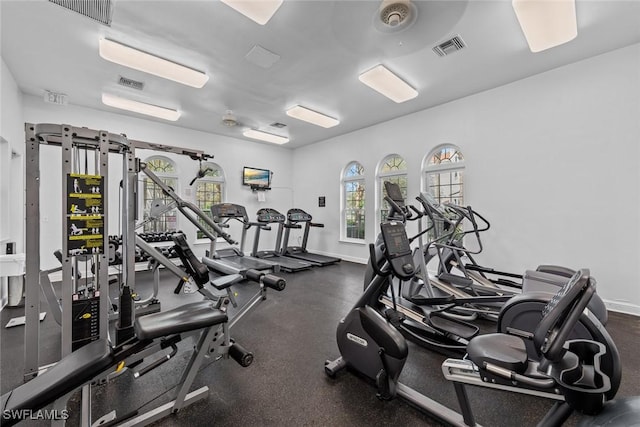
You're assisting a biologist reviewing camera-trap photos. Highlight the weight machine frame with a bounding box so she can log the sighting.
[23,123,212,381]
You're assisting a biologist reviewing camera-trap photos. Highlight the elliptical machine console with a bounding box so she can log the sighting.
[380,221,415,280]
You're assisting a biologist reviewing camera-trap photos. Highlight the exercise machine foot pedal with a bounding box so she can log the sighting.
[438,273,474,288]
[375,369,392,400]
[429,312,479,340]
[409,295,455,306]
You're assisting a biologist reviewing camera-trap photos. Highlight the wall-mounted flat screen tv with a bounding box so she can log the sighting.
[243,166,271,189]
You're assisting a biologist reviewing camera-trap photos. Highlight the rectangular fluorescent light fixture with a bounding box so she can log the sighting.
[358,65,418,103]
[512,0,577,53]
[102,93,180,121]
[221,0,283,25]
[243,129,289,144]
[99,38,209,88]
[286,105,339,128]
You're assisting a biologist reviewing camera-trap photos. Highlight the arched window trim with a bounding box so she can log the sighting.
[341,161,366,242]
[145,155,179,175]
[422,144,465,205]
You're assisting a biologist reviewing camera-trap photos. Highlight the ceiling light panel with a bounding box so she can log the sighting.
[99,39,209,88]
[512,0,577,53]
[221,0,283,25]
[243,129,289,144]
[358,65,418,103]
[286,105,339,128]
[102,93,180,121]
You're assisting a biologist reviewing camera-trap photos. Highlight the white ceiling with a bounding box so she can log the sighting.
[2,0,639,149]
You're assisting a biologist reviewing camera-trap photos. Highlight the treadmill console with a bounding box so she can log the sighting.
[210,203,249,222]
[287,208,312,222]
[380,221,414,280]
[256,208,285,223]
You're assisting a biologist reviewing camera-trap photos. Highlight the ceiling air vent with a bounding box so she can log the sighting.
[270,122,287,129]
[433,35,466,57]
[48,0,113,26]
[118,76,145,91]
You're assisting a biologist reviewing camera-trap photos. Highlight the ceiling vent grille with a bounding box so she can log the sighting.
[118,76,145,91]
[48,0,113,26]
[433,35,466,57]
[270,122,287,129]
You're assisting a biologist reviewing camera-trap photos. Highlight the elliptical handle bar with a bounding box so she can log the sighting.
[368,243,390,278]
[408,205,424,219]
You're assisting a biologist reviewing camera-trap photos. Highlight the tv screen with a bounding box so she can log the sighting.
[243,166,271,188]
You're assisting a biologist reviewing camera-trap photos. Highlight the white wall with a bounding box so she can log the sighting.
[0,56,25,308]
[22,95,294,269]
[292,43,640,315]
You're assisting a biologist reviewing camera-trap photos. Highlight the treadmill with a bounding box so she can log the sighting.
[281,208,341,267]
[251,208,313,273]
[201,203,280,275]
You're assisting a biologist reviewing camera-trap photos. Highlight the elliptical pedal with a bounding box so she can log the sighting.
[383,308,405,327]
[429,312,479,341]
[438,272,474,289]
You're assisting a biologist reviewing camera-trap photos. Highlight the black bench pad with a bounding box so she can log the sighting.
[134,300,227,340]
[467,333,528,374]
[1,339,114,416]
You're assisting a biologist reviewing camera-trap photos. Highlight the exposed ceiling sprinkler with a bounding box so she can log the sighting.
[222,110,238,127]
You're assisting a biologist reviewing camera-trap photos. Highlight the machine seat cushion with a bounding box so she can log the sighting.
[467,333,528,374]
[1,339,114,415]
[134,300,227,340]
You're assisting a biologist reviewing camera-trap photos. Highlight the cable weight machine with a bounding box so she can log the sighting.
[23,123,214,382]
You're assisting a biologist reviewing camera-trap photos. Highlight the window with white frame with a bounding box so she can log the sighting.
[423,145,464,205]
[142,156,178,233]
[342,161,366,241]
[377,154,408,222]
[195,162,225,239]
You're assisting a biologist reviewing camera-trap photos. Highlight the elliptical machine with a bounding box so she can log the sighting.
[367,182,610,358]
[325,220,622,426]
[325,220,471,426]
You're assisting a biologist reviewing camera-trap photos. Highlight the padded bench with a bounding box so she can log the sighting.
[1,300,227,424]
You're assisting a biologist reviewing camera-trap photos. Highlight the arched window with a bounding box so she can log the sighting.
[377,154,407,222]
[423,145,465,205]
[142,156,178,233]
[195,162,225,239]
[342,161,366,241]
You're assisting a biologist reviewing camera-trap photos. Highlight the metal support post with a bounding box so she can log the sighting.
[24,124,41,380]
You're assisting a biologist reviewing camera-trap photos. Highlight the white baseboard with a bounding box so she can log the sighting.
[603,300,640,317]
[310,249,367,265]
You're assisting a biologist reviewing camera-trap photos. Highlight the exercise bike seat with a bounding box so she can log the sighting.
[135,300,228,341]
[467,333,528,373]
[1,339,114,418]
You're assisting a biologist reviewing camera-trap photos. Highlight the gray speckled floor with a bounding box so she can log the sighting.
[2,262,639,426]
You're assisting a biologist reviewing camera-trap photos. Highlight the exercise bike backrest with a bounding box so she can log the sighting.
[533,268,595,363]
